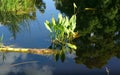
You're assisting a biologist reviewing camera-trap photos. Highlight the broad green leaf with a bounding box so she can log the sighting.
[52,17,56,25]
[70,15,76,31]
[70,15,76,23]
[45,20,52,32]
[64,17,69,27]
[58,13,63,24]
[45,20,50,25]
[61,18,66,26]
[67,43,77,50]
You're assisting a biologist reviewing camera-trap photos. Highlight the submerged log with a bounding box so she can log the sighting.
[0,47,58,55]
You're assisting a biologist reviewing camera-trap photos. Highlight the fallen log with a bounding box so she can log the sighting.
[0,47,58,55]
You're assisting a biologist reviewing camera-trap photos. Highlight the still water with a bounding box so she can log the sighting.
[0,0,120,75]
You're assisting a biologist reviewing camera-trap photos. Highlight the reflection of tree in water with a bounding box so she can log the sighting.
[53,0,120,68]
[0,0,46,38]
[35,0,46,13]
[74,32,120,68]
[0,11,36,37]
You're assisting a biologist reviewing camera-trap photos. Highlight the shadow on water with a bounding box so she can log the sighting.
[53,0,120,68]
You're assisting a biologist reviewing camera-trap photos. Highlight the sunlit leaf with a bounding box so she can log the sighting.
[61,17,66,26]
[45,20,52,32]
[64,17,69,27]
[73,3,77,8]
[52,17,56,25]
[70,15,76,31]
[58,13,63,24]
[67,43,77,50]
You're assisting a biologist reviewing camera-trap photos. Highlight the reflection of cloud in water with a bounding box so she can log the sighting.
[0,63,54,75]
[23,64,53,75]
[0,53,27,75]
[0,53,54,75]
[0,65,11,75]
[0,53,27,64]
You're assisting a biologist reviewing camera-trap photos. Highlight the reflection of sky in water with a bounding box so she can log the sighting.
[0,53,120,75]
[0,53,54,75]
[0,0,120,75]
[0,0,59,48]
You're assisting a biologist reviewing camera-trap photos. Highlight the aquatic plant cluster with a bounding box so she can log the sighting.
[45,14,77,50]
[45,13,77,62]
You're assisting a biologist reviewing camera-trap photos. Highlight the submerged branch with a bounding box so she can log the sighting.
[0,46,58,55]
[11,61,40,67]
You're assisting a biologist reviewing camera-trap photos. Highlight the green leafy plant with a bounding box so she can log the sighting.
[45,3,78,62]
[45,13,77,49]
[45,14,78,62]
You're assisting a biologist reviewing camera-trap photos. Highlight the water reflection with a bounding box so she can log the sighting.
[0,53,54,75]
[54,0,120,35]
[35,0,46,13]
[1,52,120,75]
[74,32,120,68]
[0,11,35,37]
[0,0,120,74]
[0,63,53,75]
[0,53,27,75]
[0,0,46,37]
[53,0,120,68]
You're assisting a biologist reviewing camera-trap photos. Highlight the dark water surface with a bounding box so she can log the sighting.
[0,0,120,75]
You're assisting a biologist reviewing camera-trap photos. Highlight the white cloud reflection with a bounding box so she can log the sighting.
[0,65,11,75]
[0,53,27,75]
[0,53,54,75]
[23,65,53,75]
